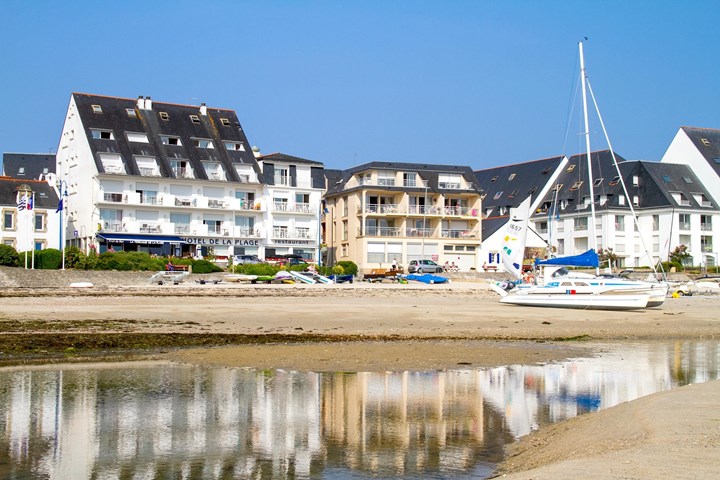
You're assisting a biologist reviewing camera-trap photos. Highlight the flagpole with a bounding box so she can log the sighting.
[31,192,35,269]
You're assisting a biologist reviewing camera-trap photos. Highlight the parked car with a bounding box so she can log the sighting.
[408,259,444,274]
[233,254,262,264]
[279,254,308,266]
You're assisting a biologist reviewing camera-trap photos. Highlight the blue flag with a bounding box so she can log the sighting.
[56,198,63,213]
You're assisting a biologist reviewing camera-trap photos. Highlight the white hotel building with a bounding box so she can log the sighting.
[55,93,324,262]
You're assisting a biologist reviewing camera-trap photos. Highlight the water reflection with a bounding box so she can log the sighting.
[0,341,718,479]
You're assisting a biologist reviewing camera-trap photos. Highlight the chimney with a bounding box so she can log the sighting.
[200,102,207,116]
[145,96,152,110]
[137,96,145,109]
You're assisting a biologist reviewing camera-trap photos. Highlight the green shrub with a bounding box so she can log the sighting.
[64,246,86,269]
[658,260,683,272]
[190,259,223,274]
[35,248,63,269]
[0,244,18,267]
[335,260,357,276]
[233,263,281,275]
[332,265,345,275]
[95,251,165,271]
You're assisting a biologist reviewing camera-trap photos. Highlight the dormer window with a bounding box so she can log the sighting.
[170,160,193,179]
[203,161,225,181]
[193,138,214,149]
[91,129,114,140]
[223,141,245,151]
[161,135,182,146]
[134,155,160,177]
[91,105,102,114]
[126,132,149,143]
[99,153,125,174]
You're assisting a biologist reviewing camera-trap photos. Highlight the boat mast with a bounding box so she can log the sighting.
[579,41,600,275]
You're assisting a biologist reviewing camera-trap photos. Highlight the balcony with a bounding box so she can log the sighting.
[103,164,126,174]
[273,202,289,212]
[174,224,190,234]
[139,223,162,234]
[207,172,226,181]
[363,226,403,237]
[139,167,160,177]
[101,222,125,232]
[175,197,194,207]
[103,193,124,203]
[679,222,692,230]
[208,199,226,209]
[701,223,713,231]
[293,203,315,214]
[443,206,476,216]
[172,168,193,179]
[442,229,477,238]
[236,200,259,211]
[406,228,433,237]
[364,203,399,214]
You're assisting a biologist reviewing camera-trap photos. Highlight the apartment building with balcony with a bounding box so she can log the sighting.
[0,178,60,252]
[323,162,483,273]
[529,151,719,268]
[55,93,265,260]
[255,153,325,261]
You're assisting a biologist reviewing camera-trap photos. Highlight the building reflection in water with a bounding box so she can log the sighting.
[0,341,717,479]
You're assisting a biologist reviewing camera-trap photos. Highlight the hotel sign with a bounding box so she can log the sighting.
[181,237,260,246]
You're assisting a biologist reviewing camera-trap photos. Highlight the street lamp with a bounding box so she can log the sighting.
[56,179,68,270]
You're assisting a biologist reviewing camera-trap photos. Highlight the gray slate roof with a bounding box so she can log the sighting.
[257,152,326,189]
[2,153,56,180]
[72,93,263,182]
[325,161,481,197]
[0,177,59,209]
[679,126,720,178]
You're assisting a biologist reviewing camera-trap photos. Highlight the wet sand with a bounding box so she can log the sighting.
[0,281,719,478]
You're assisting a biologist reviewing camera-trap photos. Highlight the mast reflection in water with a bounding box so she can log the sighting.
[0,341,718,479]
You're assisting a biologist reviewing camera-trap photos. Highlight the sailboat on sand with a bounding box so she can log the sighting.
[494,42,668,310]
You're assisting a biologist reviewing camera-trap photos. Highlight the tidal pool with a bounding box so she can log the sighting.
[0,341,718,479]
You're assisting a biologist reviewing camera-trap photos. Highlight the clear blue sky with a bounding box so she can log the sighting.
[2,1,718,171]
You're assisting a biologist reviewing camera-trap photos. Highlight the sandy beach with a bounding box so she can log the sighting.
[1,279,719,478]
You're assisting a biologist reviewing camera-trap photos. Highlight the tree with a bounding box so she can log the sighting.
[669,244,691,270]
[597,247,618,270]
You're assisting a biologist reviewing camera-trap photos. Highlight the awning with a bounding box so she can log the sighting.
[97,233,185,245]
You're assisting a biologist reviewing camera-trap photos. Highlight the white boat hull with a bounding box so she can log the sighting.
[500,291,651,310]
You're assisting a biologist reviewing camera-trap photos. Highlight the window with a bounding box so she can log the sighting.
[632,175,639,186]
[160,112,169,121]
[220,118,231,126]
[618,195,625,205]
[126,132,149,143]
[633,195,639,206]
[574,217,588,231]
[203,162,224,180]
[593,178,603,187]
[438,174,461,189]
[18,167,25,175]
[542,167,552,175]
[134,155,160,176]
[223,140,245,151]
[403,172,417,187]
[508,173,516,181]
[493,191,503,200]
[34,213,46,231]
[552,183,563,192]
[235,191,255,209]
[652,215,660,231]
[490,176,498,182]
[507,189,519,198]
[701,138,711,146]
[126,108,136,117]
[662,175,671,182]
[91,104,102,113]
[3,211,15,230]
[679,213,691,230]
[377,171,395,186]
[193,138,214,149]
[170,160,192,178]
[190,115,200,124]
[234,216,255,236]
[91,129,114,140]
[342,220,348,241]
[170,213,191,234]
[566,164,576,172]
[275,167,289,186]
[682,176,693,184]
[99,153,125,174]
[527,187,536,195]
[615,215,625,230]
[161,135,182,146]
[570,181,583,191]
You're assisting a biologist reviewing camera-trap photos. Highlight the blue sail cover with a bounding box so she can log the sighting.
[535,249,599,268]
